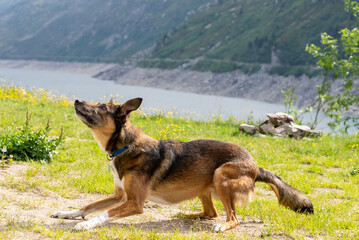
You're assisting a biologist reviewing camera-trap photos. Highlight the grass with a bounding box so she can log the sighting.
[0,84,358,239]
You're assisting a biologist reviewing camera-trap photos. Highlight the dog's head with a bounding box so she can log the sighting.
[74,97,142,151]
[74,97,142,129]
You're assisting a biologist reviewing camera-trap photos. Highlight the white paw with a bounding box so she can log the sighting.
[73,212,110,231]
[213,224,225,232]
[74,221,95,231]
[51,210,84,219]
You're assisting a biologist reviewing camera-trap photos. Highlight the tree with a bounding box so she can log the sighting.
[305,0,359,133]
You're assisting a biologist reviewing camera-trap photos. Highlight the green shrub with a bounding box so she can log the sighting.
[0,111,64,163]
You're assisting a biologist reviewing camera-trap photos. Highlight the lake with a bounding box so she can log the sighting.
[0,67,341,132]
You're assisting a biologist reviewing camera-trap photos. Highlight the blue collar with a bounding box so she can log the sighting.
[109,145,130,159]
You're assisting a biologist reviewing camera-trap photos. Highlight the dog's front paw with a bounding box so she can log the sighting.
[74,221,95,231]
[51,210,84,219]
[213,224,225,232]
[73,212,110,231]
[213,221,240,232]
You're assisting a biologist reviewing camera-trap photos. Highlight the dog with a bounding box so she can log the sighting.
[51,98,314,232]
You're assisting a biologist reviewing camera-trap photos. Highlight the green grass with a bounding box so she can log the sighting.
[0,85,359,239]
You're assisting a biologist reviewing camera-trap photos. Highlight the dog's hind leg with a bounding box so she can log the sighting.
[178,190,218,219]
[212,162,256,232]
[51,187,125,219]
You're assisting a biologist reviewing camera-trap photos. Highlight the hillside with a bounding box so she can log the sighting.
[0,0,355,74]
[0,0,209,62]
[144,0,355,71]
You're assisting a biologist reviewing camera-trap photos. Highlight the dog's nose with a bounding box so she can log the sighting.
[74,99,82,107]
[74,99,87,106]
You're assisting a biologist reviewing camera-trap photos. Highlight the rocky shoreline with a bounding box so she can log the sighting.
[94,64,322,108]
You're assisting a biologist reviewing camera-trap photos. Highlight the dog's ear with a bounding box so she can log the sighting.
[121,98,142,115]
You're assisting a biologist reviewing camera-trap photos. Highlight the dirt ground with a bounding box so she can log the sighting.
[0,163,277,239]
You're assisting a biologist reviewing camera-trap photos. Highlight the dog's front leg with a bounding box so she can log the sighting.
[73,199,144,230]
[51,187,125,220]
[74,173,148,230]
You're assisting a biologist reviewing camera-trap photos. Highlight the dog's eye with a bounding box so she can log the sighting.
[99,105,107,111]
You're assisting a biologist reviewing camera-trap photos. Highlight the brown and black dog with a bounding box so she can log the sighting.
[51,98,313,232]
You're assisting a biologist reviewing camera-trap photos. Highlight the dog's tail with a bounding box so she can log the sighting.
[255,167,314,213]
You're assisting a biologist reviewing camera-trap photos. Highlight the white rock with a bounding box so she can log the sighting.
[267,112,294,126]
[259,123,275,135]
[239,124,257,135]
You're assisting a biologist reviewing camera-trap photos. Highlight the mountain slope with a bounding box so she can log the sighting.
[146,0,355,70]
[0,0,209,62]
[0,0,355,73]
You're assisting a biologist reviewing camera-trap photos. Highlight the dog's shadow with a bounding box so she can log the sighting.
[49,216,263,234]
[117,218,264,233]
[1,217,264,236]
[112,218,215,232]
[50,217,215,233]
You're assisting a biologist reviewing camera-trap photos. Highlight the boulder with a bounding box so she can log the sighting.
[286,124,310,139]
[273,124,289,136]
[239,124,257,135]
[238,112,322,139]
[259,121,275,135]
[267,112,294,127]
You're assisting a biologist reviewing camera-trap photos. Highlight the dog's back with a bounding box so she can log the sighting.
[155,139,257,182]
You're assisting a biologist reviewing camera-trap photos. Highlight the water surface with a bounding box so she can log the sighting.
[0,67,285,122]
